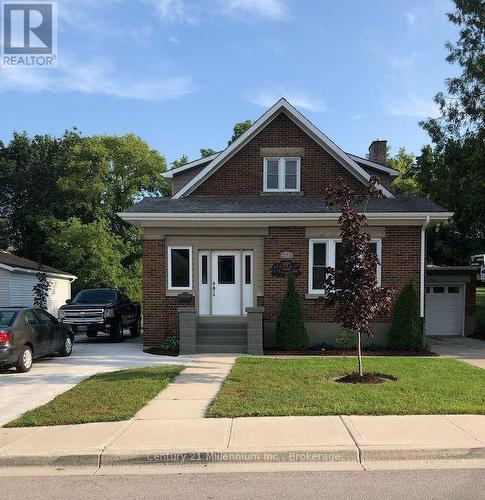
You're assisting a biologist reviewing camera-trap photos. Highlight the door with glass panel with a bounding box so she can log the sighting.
[211,251,241,315]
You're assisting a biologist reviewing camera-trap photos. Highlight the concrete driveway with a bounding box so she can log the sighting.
[427,336,485,369]
[0,334,194,427]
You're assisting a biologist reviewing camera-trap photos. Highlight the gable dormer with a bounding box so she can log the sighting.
[164,99,396,198]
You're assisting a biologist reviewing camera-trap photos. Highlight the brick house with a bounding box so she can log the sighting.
[120,98,459,354]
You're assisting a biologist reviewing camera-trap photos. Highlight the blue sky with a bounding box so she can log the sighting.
[0,0,458,165]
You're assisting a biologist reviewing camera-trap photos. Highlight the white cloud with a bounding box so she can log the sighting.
[250,91,327,112]
[151,0,194,23]
[386,93,440,118]
[221,0,286,20]
[404,11,416,25]
[0,57,194,101]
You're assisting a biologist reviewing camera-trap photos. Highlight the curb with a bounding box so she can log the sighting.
[101,447,359,467]
[2,446,485,469]
[0,452,100,468]
[359,446,485,463]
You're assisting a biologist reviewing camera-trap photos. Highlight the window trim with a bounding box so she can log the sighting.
[308,238,382,295]
[263,157,301,192]
[308,239,331,294]
[168,246,193,291]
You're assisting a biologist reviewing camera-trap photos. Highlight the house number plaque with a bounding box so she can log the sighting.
[271,260,301,278]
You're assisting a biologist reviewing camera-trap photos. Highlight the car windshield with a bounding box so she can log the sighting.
[72,290,117,304]
[0,310,18,327]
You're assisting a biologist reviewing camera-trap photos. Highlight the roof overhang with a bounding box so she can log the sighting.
[172,98,395,199]
[119,211,453,228]
[0,263,77,281]
[162,152,221,179]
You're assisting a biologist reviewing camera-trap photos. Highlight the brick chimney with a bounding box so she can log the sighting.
[368,140,387,165]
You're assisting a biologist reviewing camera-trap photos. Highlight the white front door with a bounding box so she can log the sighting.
[212,251,241,315]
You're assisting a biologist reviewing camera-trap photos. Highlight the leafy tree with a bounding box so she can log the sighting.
[200,148,217,158]
[0,131,167,299]
[388,148,419,196]
[387,282,423,351]
[171,155,189,169]
[32,267,51,309]
[417,0,485,264]
[45,218,142,301]
[228,120,252,145]
[275,275,308,351]
[320,177,395,377]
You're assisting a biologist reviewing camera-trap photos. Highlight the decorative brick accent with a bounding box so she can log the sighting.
[191,113,369,196]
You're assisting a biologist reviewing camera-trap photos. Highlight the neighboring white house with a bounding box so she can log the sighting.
[0,251,77,316]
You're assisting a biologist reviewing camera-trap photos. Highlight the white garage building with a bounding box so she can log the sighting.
[0,251,76,316]
[425,266,477,337]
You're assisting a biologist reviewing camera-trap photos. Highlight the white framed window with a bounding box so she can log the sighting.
[308,239,382,294]
[263,157,301,192]
[168,246,192,290]
[308,239,331,294]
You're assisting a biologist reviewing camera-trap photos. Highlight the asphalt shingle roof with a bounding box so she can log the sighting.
[0,251,73,276]
[125,196,449,214]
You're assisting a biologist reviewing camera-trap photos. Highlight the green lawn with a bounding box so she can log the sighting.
[6,365,184,427]
[477,287,485,326]
[207,357,485,417]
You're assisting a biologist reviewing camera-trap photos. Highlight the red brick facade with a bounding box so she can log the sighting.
[260,225,421,323]
[142,239,195,349]
[191,113,368,196]
[140,111,425,349]
[142,226,422,348]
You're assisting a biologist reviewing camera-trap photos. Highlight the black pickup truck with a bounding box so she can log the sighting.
[58,288,141,342]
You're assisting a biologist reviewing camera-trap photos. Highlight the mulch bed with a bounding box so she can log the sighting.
[331,372,397,384]
[264,349,437,357]
[143,348,179,357]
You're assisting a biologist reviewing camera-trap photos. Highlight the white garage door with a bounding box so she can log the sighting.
[425,284,464,336]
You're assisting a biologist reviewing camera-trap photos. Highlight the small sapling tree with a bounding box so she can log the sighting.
[320,176,395,378]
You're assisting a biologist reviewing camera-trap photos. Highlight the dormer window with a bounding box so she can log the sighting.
[263,157,301,192]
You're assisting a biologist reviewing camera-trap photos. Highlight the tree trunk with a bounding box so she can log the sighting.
[357,331,363,377]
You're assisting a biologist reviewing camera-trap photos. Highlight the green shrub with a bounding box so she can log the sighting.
[388,282,424,351]
[335,327,357,349]
[276,275,309,351]
[160,331,179,352]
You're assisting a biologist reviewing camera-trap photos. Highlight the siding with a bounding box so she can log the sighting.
[9,271,72,316]
[47,277,72,316]
[0,268,10,307]
[10,273,37,308]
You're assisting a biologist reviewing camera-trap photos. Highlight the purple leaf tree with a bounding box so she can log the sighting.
[320,176,395,378]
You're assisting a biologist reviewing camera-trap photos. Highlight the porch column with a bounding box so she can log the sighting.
[178,307,197,355]
[246,306,264,355]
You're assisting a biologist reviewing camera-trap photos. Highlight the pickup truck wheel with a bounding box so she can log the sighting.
[110,321,124,342]
[16,345,33,373]
[130,318,141,337]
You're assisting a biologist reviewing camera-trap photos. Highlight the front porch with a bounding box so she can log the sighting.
[178,307,264,355]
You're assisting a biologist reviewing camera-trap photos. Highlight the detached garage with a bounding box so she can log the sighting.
[425,266,477,337]
[0,251,76,316]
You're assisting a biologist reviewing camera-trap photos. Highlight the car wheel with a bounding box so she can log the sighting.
[59,336,73,357]
[86,331,98,338]
[15,345,33,373]
[130,318,141,337]
[110,321,124,342]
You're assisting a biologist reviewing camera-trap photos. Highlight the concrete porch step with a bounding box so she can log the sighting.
[197,335,247,345]
[197,324,247,332]
[196,345,247,353]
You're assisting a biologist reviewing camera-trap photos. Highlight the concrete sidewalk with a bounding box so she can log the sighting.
[1,414,484,470]
[135,355,236,419]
